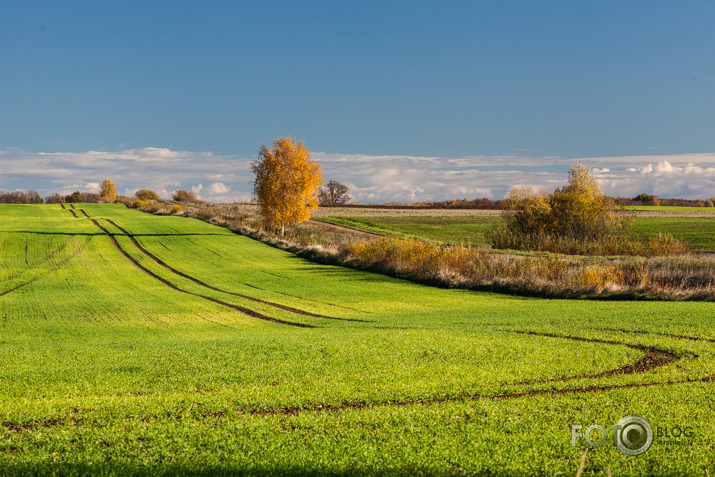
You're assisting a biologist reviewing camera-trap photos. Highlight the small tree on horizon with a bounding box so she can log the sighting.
[173,189,197,202]
[65,191,84,203]
[251,137,323,236]
[99,178,117,202]
[44,193,64,204]
[135,189,160,201]
[318,180,352,206]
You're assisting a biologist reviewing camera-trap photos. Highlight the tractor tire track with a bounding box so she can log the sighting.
[0,238,87,299]
[243,375,715,416]
[597,327,715,344]
[243,332,700,416]
[0,281,34,298]
[78,209,90,218]
[102,218,364,322]
[88,218,313,328]
[4,375,713,431]
[68,209,78,218]
[502,331,679,384]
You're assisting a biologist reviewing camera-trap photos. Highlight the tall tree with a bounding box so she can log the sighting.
[251,137,323,235]
[99,178,117,202]
[318,180,352,206]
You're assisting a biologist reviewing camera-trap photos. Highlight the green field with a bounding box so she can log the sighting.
[1,204,714,475]
[319,215,715,251]
[317,216,500,246]
[625,206,715,212]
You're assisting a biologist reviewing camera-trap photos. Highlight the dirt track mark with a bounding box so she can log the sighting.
[0,281,33,298]
[69,204,75,209]
[102,218,363,322]
[597,327,715,344]
[503,331,679,384]
[0,239,86,300]
[4,374,713,430]
[60,203,66,209]
[241,331,701,416]
[68,209,78,218]
[245,376,715,416]
[88,218,312,328]
[269,289,370,313]
[78,209,90,218]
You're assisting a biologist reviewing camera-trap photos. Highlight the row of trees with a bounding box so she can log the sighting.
[0,178,204,205]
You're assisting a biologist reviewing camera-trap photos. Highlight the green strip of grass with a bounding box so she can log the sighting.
[320,214,715,251]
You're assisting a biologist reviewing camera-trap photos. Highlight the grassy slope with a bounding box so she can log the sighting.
[1,204,714,475]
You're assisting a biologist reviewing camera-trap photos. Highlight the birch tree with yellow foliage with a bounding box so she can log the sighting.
[251,137,323,236]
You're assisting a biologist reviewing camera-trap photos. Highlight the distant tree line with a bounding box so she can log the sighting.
[613,194,715,208]
[0,190,44,204]
[323,197,505,209]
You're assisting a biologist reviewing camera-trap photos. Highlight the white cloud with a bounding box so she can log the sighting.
[207,182,229,195]
[1,148,714,202]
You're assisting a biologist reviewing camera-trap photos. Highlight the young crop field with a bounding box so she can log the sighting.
[317,214,715,251]
[1,204,714,475]
[625,206,715,212]
[315,215,500,246]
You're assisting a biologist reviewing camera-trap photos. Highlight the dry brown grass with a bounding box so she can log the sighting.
[131,200,715,300]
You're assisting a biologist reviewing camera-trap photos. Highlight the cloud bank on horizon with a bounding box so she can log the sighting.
[0,148,713,203]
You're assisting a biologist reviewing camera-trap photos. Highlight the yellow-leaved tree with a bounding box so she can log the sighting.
[99,178,117,202]
[251,137,323,235]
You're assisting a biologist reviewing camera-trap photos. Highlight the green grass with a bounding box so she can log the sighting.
[625,206,715,212]
[1,204,714,475]
[632,217,715,252]
[320,214,715,252]
[317,216,501,246]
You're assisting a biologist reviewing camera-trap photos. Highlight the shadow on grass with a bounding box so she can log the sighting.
[0,462,489,477]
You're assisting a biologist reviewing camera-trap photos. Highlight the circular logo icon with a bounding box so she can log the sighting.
[615,415,653,456]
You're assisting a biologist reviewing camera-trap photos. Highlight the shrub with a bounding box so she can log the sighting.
[172,189,196,202]
[135,189,160,201]
[490,163,687,256]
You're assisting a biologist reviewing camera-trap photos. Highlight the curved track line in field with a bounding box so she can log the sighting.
[60,203,66,209]
[78,209,90,218]
[597,327,715,344]
[69,204,75,209]
[240,331,697,416]
[243,375,715,417]
[67,209,78,218]
[102,218,364,323]
[88,218,313,328]
[4,375,714,431]
[501,331,679,384]
[0,238,88,300]
[0,281,33,297]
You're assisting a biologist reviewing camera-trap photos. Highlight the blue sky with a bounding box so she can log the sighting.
[1,1,714,201]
